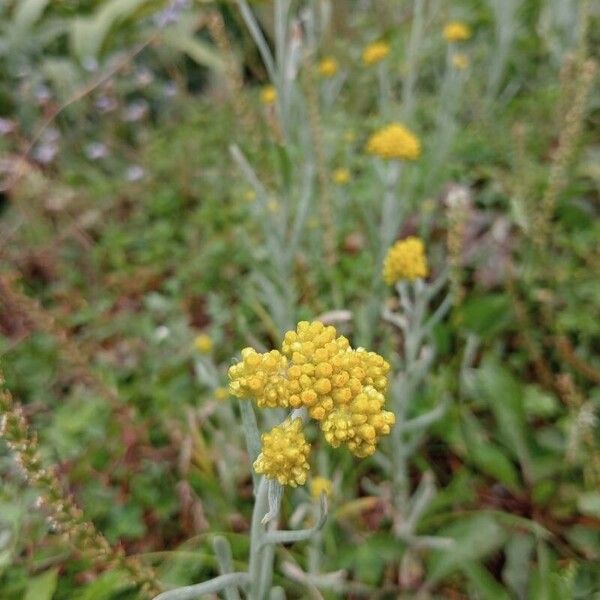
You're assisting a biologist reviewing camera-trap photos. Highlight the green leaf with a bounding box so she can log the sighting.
[13,0,50,32]
[427,514,507,583]
[24,568,58,600]
[72,571,129,600]
[503,533,534,598]
[463,562,512,600]
[162,30,225,72]
[470,443,521,490]
[459,410,521,490]
[460,294,511,337]
[70,0,149,60]
[471,359,531,475]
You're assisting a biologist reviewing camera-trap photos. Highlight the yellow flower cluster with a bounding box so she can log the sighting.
[365,123,421,161]
[332,168,351,185]
[322,385,395,457]
[362,41,390,66]
[260,85,277,105]
[383,236,429,284]
[443,21,471,42]
[229,322,395,483]
[254,418,310,487]
[194,334,213,354]
[228,348,289,408]
[318,57,339,77]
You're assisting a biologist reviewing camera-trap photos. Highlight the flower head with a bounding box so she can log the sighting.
[228,348,289,408]
[318,57,339,77]
[310,476,333,498]
[254,418,311,486]
[194,334,213,354]
[366,123,421,161]
[260,85,277,105]
[332,168,351,185]
[362,41,390,66]
[443,21,471,42]
[451,52,469,70]
[383,236,429,284]
[321,386,395,457]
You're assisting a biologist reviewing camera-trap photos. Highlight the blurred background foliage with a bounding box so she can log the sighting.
[0,0,599,598]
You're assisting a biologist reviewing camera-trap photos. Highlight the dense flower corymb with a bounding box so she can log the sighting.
[318,57,339,77]
[362,41,390,65]
[253,418,310,487]
[366,123,421,161]
[229,321,394,464]
[443,21,471,42]
[383,236,429,284]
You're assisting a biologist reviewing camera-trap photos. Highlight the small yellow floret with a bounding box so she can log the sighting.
[443,21,471,42]
[332,168,351,185]
[254,418,311,486]
[310,476,333,498]
[383,236,429,284]
[318,57,339,77]
[451,53,469,70]
[365,123,421,161]
[215,387,229,401]
[362,41,390,66]
[260,85,277,105]
[194,334,213,354]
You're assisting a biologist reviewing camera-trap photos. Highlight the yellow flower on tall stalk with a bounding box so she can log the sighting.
[260,85,277,105]
[383,236,429,284]
[318,57,339,77]
[194,334,213,354]
[443,21,471,42]
[332,168,351,185]
[362,41,390,66]
[451,52,470,70]
[365,123,421,161]
[254,418,311,487]
[228,321,395,475]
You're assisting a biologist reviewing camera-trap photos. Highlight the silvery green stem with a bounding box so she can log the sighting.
[213,536,242,600]
[269,587,286,600]
[239,400,261,489]
[248,477,273,598]
[377,60,391,117]
[402,0,425,121]
[153,573,249,600]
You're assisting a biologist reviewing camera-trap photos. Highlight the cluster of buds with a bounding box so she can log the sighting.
[229,322,395,485]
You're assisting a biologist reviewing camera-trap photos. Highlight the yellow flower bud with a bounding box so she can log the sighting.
[260,85,277,105]
[318,57,339,77]
[443,21,471,42]
[194,334,213,354]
